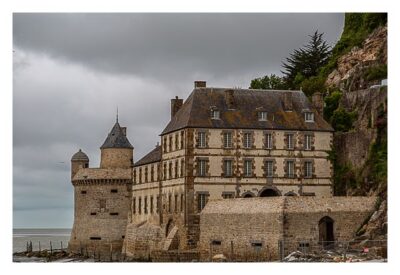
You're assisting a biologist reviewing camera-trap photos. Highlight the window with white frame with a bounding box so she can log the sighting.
[198,159,206,176]
[224,160,233,177]
[265,133,273,149]
[244,160,253,177]
[305,134,312,150]
[304,161,313,178]
[304,112,314,122]
[211,109,220,119]
[258,111,268,121]
[197,193,208,212]
[286,133,294,150]
[197,131,206,148]
[223,132,233,148]
[286,160,295,178]
[243,132,252,149]
[265,160,274,177]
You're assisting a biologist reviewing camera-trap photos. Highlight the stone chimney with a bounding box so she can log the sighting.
[283,92,293,111]
[225,89,236,109]
[171,96,183,119]
[311,92,324,114]
[121,127,127,136]
[194,81,206,88]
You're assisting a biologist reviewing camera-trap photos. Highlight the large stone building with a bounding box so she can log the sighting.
[69,81,376,261]
[124,81,334,256]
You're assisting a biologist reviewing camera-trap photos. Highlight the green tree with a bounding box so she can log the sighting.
[249,74,288,90]
[282,31,331,88]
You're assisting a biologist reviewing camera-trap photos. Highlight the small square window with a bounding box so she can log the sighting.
[211,109,220,119]
[81,190,87,194]
[111,189,118,193]
[305,112,314,122]
[258,111,267,121]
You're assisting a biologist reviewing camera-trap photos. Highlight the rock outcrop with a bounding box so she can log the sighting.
[326,25,387,91]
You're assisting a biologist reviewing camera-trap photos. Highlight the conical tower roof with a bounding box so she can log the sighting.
[71,149,89,162]
[100,121,133,149]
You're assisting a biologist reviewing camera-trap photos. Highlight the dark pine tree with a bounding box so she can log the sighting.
[281,31,331,89]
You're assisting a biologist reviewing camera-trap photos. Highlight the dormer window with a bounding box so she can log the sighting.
[258,111,268,121]
[304,112,314,122]
[211,108,220,119]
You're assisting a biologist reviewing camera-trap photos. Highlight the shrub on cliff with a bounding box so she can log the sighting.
[330,107,357,132]
[323,90,342,122]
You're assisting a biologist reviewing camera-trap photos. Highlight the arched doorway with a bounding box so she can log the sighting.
[259,187,281,197]
[319,216,334,248]
[242,191,255,198]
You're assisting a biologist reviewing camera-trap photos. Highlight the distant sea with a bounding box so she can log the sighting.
[13,228,71,253]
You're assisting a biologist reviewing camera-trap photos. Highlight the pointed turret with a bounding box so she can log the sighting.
[71,149,89,180]
[100,119,134,168]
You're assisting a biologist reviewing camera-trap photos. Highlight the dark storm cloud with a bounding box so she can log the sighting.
[13,13,344,228]
[13,13,344,82]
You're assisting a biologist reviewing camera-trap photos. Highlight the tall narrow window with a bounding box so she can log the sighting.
[286,160,295,178]
[223,132,233,148]
[180,194,184,212]
[138,197,142,214]
[181,159,185,177]
[144,167,148,183]
[174,194,178,213]
[163,163,167,180]
[224,160,233,177]
[265,133,273,149]
[168,194,172,213]
[265,160,274,177]
[197,193,208,212]
[175,160,178,178]
[169,136,172,152]
[133,169,137,184]
[156,195,160,213]
[144,196,148,214]
[151,165,154,182]
[244,160,252,177]
[132,197,136,214]
[304,112,314,122]
[163,137,167,153]
[305,134,312,150]
[243,132,252,149]
[180,131,184,149]
[304,161,313,178]
[150,196,154,214]
[198,131,206,148]
[286,133,294,150]
[139,168,142,183]
[169,162,172,179]
[175,134,179,150]
[198,159,206,176]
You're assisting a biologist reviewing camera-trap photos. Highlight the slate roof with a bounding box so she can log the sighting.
[71,149,89,162]
[133,145,161,167]
[100,122,133,149]
[161,88,333,135]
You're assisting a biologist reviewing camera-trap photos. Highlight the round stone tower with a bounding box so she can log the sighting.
[71,149,89,179]
[100,119,134,168]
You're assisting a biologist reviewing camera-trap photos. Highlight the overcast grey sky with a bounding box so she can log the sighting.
[13,13,344,228]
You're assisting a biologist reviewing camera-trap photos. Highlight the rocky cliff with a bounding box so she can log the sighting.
[324,21,387,241]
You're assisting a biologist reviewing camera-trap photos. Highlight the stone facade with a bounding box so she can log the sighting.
[199,196,377,261]
[123,83,335,258]
[69,121,133,255]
